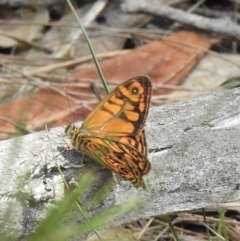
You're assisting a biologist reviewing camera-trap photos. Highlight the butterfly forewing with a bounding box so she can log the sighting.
[81,76,152,137]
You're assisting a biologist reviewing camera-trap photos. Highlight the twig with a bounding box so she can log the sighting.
[122,0,240,40]
[0,29,52,53]
[24,50,129,75]
[53,0,109,58]
[170,0,207,30]
[188,6,240,21]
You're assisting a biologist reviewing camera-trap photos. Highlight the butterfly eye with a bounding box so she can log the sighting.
[131,87,139,94]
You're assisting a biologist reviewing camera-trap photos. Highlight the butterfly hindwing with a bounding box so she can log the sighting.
[80,136,147,188]
[118,130,150,175]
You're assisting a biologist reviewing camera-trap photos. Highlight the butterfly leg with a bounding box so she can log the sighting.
[80,153,84,165]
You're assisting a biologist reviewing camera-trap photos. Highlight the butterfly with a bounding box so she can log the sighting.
[65,76,152,189]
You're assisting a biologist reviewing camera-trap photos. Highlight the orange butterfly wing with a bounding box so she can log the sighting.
[118,131,149,174]
[80,135,148,188]
[81,76,152,137]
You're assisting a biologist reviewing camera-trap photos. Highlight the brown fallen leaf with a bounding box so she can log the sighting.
[0,6,48,48]
[0,31,211,139]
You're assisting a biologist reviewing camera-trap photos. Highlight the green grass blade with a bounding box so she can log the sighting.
[44,126,102,241]
[166,216,180,241]
[202,208,212,241]
[217,209,228,241]
[66,0,109,94]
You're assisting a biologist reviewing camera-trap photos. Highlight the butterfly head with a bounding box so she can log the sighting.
[65,124,77,138]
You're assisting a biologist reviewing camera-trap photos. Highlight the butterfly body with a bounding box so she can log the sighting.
[65,76,152,188]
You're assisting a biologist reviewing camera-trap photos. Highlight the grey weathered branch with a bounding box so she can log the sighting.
[1,87,240,240]
[122,0,240,40]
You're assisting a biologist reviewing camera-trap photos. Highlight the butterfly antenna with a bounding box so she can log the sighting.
[64,87,74,124]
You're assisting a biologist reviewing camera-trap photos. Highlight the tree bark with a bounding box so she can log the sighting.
[1,87,240,240]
